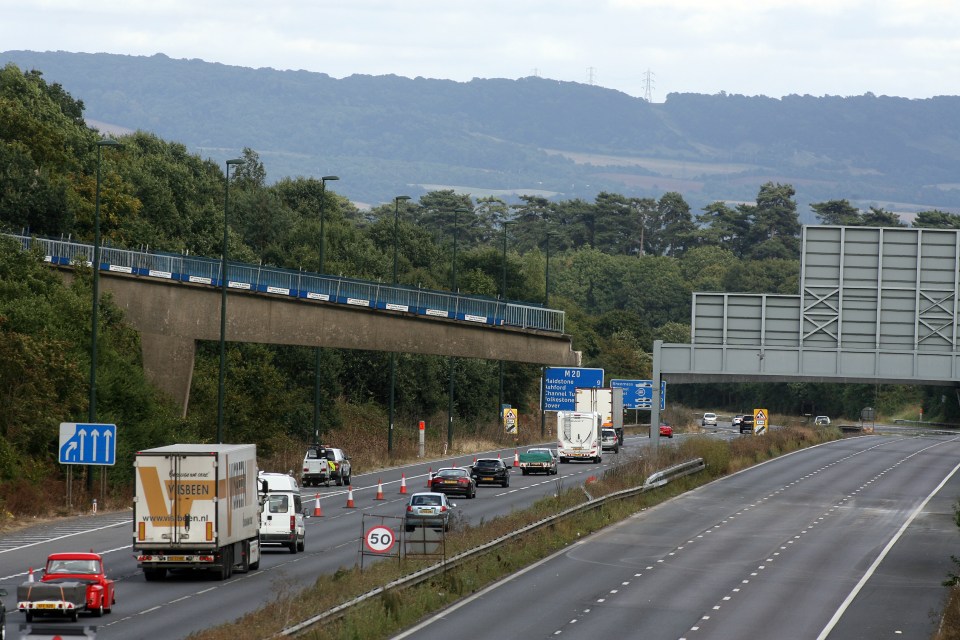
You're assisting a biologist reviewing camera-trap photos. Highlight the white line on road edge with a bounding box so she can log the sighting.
[816,455,960,640]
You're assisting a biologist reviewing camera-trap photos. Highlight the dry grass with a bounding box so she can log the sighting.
[187,425,844,640]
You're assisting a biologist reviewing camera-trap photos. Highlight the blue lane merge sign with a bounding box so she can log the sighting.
[59,422,117,466]
[543,367,604,411]
[609,379,667,410]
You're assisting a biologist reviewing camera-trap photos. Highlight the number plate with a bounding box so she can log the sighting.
[482,476,493,481]
[167,556,186,561]
[443,480,456,485]
[37,603,57,609]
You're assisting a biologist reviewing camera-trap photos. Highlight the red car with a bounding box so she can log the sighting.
[429,467,477,498]
[659,424,674,438]
[17,552,116,622]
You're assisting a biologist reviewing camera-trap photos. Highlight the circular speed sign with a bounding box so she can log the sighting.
[364,525,396,553]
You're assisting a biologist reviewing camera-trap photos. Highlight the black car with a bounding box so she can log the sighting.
[740,414,755,434]
[471,458,510,487]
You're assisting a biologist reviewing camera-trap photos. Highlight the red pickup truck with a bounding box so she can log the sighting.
[17,552,116,622]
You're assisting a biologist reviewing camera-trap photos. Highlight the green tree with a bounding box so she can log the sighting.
[913,210,960,229]
[811,199,861,225]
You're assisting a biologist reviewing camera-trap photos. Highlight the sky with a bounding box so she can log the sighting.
[2,0,959,101]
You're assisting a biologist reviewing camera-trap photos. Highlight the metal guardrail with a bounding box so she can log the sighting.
[9,234,565,334]
[275,458,705,637]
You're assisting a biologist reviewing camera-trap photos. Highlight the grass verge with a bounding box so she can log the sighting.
[188,425,844,640]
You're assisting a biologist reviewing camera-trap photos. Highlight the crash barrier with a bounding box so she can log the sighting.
[276,457,705,637]
[10,234,565,333]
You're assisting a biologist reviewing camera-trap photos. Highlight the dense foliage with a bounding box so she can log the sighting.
[0,64,956,505]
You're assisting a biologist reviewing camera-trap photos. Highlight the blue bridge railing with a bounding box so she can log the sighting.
[11,234,565,333]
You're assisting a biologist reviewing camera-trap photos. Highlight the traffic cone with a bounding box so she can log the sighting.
[375,478,385,500]
[313,493,323,517]
[513,449,520,467]
[426,467,432,487]
[28,567,34,582]
[399,473,408,494]
[345,486,355,508]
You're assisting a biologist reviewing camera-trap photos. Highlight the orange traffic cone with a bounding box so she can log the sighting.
[28,567,34,582]
[426,467,432,487]
[313,493,323,517]
[375,478,385,500]
[345,486,355,508]
[513,449,520,467]
[399,473,408,494]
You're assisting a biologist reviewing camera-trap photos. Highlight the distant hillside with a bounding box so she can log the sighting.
[4,50,960,218]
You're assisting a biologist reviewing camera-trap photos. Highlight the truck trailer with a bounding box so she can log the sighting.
[133,443,262,581]
[575,387,624,444]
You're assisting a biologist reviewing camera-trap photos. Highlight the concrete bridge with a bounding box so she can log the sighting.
[47,260,579,415]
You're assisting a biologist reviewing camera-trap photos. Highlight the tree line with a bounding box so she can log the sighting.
[1,63,956,501]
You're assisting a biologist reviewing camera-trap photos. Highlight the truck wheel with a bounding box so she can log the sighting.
[94,602,104,617]
[335,476,342,486]
[297,536,305,552]
[144,568,166,581]
[288,540,298,554]
[71,610,79,623]
[25,611,33,623]
[343,474,351,486]
[522,468,529,475]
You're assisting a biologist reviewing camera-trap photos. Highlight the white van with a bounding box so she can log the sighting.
[258,472,305,554]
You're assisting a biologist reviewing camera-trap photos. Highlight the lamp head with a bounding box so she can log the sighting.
[395,195,411,202]
[226,158,244,166]
[97,138,121,148]
[321,175,340,182]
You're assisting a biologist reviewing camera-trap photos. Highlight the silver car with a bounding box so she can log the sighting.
[405,492,456,532]
[702,412,718,427]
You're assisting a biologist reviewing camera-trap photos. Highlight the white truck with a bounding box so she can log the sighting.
[301,445,352,487]
[557,411,602,463]
[133,443,262,581]
[576,387,624,444]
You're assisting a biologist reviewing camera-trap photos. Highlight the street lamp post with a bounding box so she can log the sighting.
[541,230,551,438]
[87,138,120,498]
[448,207,469,450]
[317,176,339,274]
[89,139,121,428]
[217,158,244,444]
[389,195,411,453]
[314,175,339,444]
[498,221,512,419]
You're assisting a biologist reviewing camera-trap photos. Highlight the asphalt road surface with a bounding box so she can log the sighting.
[398,434,960,640]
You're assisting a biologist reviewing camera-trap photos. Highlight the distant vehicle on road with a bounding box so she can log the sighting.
[17,552,115,622]
[601,427,621,452]
[429,467,477,498]
[702,412,718,427]
[517,448,558,475]
[732,415,743,426]
[471,458,512,486]
[659,424,674,439]
[814,415,831,426]
[405,492,455,532]
[740,414,755,434]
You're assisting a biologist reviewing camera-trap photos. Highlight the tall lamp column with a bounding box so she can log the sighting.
[89,139,121,427]
[389,195,411,453]
[88,138,120,498]
[498,221,512,421]
[448,207,469,450]
[541,230,551,439]
[314,175,339,443]
[217,158,244,444]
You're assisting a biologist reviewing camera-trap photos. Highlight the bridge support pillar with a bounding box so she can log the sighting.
[140,332,196,417]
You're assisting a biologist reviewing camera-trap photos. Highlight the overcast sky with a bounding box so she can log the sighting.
[3,0,958,101]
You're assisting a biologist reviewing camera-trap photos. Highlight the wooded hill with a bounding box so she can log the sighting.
[3,50,959,216]
[0,63,949,511]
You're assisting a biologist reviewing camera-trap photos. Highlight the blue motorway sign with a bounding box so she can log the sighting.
[609,379,667,410]
[59,422,116,466]
[543,367,604,411]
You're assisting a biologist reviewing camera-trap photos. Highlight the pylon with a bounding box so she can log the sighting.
[313,493,323,517]
[426,467,432,487]
[513,449,520,467]
[375,478,385,500]
[345,486,355,508]
[399,473,408,494]
[28,567,34,582]
[472,455,477,465]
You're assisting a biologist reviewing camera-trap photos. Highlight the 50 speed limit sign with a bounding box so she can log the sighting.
[364,525,396,553]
